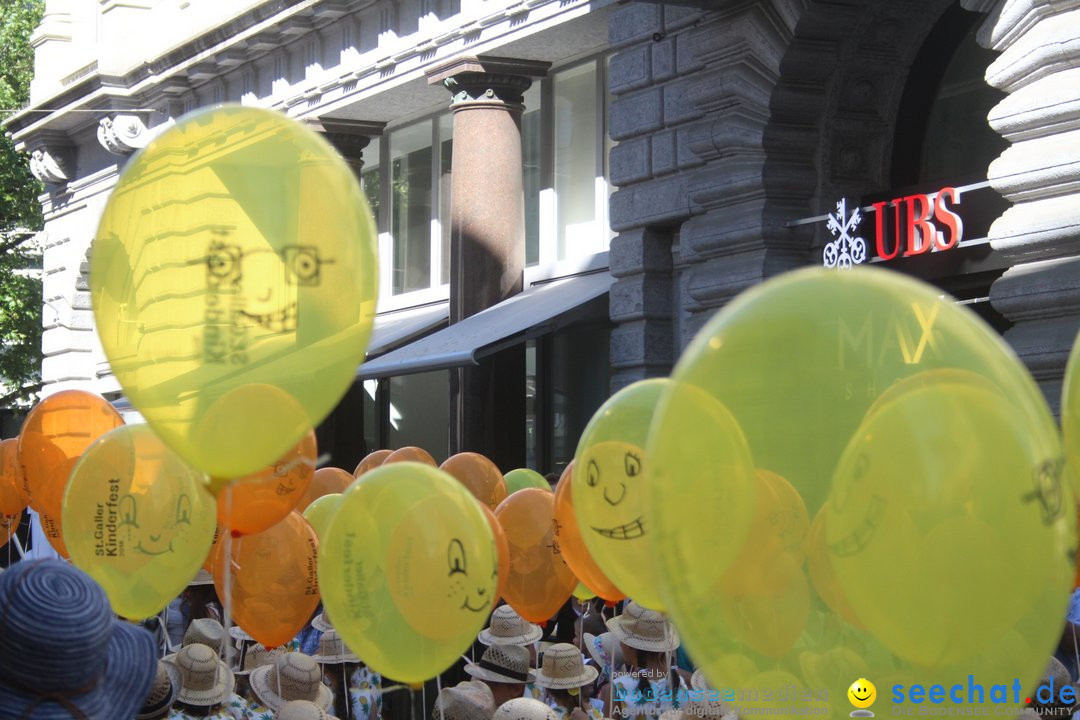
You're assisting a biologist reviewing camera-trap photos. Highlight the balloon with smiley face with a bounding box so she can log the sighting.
[646,267,1072,717]
[90,105,377,480]
[319,462,496,683]
[573,379,672,610]
[63,424,217,619]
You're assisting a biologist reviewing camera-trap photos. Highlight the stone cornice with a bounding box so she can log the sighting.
[9,0,594,148]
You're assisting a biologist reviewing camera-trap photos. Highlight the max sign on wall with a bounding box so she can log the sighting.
[823,187,964,269]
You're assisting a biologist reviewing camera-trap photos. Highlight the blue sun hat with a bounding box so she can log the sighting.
[0,559,157,719]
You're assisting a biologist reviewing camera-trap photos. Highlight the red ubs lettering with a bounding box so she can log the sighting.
[871,187,963,260]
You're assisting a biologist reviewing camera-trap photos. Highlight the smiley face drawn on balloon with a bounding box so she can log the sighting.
[448,538,490,613]
[118,492,194,557]
[577,441,646,542]
[204,236,334,335]
[825,452,888,558]
[387,493,496,640]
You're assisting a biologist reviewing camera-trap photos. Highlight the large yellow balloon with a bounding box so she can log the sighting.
[91,105,377,479]
[572,379,670,610]
[647,267,1073,717]
[1063,333,1080,497]
[319,462,496,683]
[62,424,217,619]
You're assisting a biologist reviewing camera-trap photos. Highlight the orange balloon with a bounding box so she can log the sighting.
[440,452,508,511]
[216,431,317,536]
[480,503,510,604]
[297,467,353,513]
[494,487,576,623]
[383,446,437,466]
[718,469,803,595]
[717,552,809,659]
[354,449,393,477]
[39,510,69,558]
[204,525,224,572]
[806,507,863,629]
[18,390,124,520]
[213,511,320,648]
[553,463,624,603]
[757,469,810,562]
[0,439,29,516]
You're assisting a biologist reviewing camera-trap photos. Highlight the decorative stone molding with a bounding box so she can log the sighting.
[427,56,550,107]
[28,145,73,185]
[306,118,385,175]
[97,114,150,155]
[975,0,1080,408]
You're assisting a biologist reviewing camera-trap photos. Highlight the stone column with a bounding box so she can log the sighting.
[308,118,385,177]
[427,56,548,468]
[967,0,1080,414]
[308,118,384,464]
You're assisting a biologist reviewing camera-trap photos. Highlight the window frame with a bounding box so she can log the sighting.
[370,51,612,310]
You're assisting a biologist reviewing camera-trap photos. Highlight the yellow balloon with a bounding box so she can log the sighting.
[647,267,1073,717]
[828,382,1063,665]
[573,379,673,611]
[504,468,550,494]
[91,105,377,478]
[319,462,496,683]
[1063,333,1080,498]
[303,492,343,541]
[62,424,217,619]
[572,581,596,601]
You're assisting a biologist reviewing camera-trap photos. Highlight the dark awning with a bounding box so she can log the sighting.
[356,271,613,379]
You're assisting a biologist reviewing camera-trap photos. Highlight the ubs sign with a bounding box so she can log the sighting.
[824,186,964,269]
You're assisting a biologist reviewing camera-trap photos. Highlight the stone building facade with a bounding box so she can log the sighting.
[8,0,1080,474]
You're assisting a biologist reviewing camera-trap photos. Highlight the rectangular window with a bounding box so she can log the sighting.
[389,370,449,462]
[390,121,434,294]
[522,82,542,266]
[361,137,381,224]
[439,113,454,286]
[553,61,601,261]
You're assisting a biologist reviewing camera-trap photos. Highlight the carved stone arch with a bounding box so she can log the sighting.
[759,0,1080,405]
[762,0,963,257]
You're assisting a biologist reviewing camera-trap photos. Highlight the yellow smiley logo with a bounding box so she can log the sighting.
[848,678,876,710]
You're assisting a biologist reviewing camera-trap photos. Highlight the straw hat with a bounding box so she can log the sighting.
[250,652,333,712]
[233,643,288,676]
[183,618,225,652]
[690,669,710,693]
[534,643,598,690]
[275,699,341,720]
[432,681,495,720]
[229,624,255,642]
[465,644,536,685]
[606,602,679,652]
[492,698,559,720]
[189,568,215,586]
[311,612,333,633]
[310,629,359,664]
[583,632,625,671]
[175,642,235,707]
[0,559,157,719]
[478,605,543,646]
[137,660,182,720]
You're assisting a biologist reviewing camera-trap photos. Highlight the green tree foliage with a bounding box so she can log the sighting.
[0,0,45,406]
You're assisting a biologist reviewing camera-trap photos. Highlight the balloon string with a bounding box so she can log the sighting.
[222,501,234,670]
[342,663,350,720]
